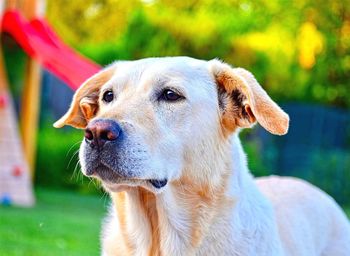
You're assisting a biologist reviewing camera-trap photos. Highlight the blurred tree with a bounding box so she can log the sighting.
[46,0,350,108]
[47,0,141,44]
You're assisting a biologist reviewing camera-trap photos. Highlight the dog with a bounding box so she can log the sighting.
[54,57,350,255]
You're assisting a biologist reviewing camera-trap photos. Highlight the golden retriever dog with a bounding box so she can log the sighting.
[54,57,350,255]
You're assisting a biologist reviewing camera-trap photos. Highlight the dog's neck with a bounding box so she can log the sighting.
[110,134,262,255]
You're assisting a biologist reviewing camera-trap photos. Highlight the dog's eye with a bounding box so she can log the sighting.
[102,90,114,103]
[160,89,183,102]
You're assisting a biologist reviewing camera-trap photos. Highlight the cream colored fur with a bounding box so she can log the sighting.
[55,57,350,256]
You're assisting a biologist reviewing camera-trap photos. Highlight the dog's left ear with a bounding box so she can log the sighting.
[53,66,116,129]
[209,59,289,135]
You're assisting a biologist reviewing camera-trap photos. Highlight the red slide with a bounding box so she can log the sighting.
[1,10,101,91]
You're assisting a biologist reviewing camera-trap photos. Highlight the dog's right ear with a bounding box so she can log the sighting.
[53,66,116,129]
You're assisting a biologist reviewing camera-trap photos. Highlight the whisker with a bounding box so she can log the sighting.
[71,159,81,181]
[66,140,82,157]
[67,149,80,170]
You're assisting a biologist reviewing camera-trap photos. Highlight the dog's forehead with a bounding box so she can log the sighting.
[107,57,211,91]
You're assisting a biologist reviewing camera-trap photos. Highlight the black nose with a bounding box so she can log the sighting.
[84,119,121,149]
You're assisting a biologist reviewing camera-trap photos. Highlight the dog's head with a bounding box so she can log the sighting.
[54,57,289,193]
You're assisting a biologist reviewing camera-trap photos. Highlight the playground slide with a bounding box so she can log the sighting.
[1,10,101,91]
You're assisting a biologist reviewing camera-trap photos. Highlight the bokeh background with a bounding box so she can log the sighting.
[1,0,350,255]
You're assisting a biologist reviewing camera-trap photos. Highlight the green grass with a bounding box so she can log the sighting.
[0,188,349,256]
[0,188,108,256]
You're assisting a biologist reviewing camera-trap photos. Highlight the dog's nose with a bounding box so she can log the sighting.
[84,119,121,149]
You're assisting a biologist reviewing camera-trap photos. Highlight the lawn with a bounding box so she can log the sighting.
[0,188,349,256]
[0,188,108,256]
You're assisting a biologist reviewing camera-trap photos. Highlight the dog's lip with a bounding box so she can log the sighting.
[102,178,168,189]
[102,178,168,193]
[88,165,168,190]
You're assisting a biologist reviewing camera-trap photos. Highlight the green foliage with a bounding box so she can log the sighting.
[35,123,101,194]
[46,0,350,108]
[46,0,141,45]
[80,10,181,63]
[0,188,106,255]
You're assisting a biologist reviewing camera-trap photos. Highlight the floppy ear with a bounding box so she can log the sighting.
[53,66,116,129]
[209,59,289,135]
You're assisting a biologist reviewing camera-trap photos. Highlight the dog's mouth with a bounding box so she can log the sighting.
[102,179,168,193]
[102,178,168,193]
[85,163,168,191]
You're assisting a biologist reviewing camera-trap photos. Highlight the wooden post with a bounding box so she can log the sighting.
[4,0,17,10]
[19,0,45,178]
[0,44,8,94]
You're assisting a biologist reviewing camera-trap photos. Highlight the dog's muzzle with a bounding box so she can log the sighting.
[82,119,168,189]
